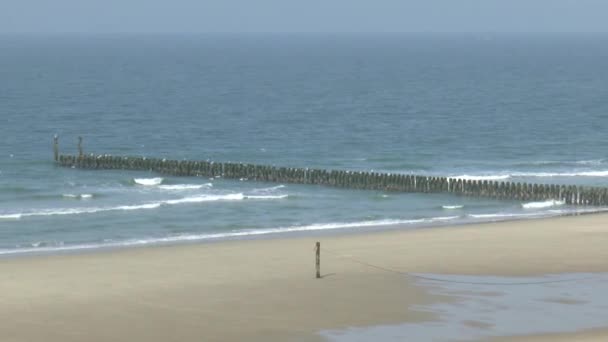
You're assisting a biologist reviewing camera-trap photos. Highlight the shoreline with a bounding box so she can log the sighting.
[2,213,608,341]
[2,206,607,259]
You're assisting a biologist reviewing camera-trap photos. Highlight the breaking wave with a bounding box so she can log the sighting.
[448,169,608,181]
[62,193,94,199]
[442,205,464,210]
[522,200,565,209]
[512,171,608,178]
[450,175,510,181]
[134,177,164,186]
[158,183,212,191]
[0,193,288,220]
[468,212,548,219]
[0,216,461,255]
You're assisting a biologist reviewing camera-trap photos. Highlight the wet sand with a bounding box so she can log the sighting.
[1,213,608,341]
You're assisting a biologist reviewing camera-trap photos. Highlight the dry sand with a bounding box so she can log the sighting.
[1,213,608,341]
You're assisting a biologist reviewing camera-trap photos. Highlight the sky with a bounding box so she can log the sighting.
[1,0,607,34]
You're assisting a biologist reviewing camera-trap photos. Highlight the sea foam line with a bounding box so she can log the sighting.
[0,193,288,220]
[442,205,464,210]
[513,170,608,177]
[0,216,461,255]
[158,183,212,191]
[450,175,510,181]
[450,170,608,181]
[62,193,94,199]
[522,200,565,209]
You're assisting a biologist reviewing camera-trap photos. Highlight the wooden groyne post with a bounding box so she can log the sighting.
[53,134,59,162]
[315,242,321,279]
[78,136,84,159]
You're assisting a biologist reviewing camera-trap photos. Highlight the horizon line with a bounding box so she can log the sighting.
[2,31,608,35]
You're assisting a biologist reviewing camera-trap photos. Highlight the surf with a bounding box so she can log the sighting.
[442,205,464,210]
[522,200,565,209]
[133,177,164,186]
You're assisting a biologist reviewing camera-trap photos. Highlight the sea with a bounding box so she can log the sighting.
[1,33,608,256]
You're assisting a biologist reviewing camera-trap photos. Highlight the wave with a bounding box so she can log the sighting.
[250,184,286,193]
[164,193,245,204]
[548,207,608,215]
[0,214,22,220]
[442,205,464,210]
[515,159,607,167]
[246,194,289,200]
[449,170,608,181]
[512,171,608,178]
[158,183,212,191]
[575,159,606,166]
[468,212,548,219]
[450,175,510,181]
[0,216,462,255]
[62,193,94,199]
[134,177,163,186]
[0,193,288,220]
[0,203,163,220]
[262,185,286,191]
[522,200,564,209]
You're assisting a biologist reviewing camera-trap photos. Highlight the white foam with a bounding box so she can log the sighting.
[450,175,510,181]
[1,203,163,219]
[63,194,93,199]
[158,184,211,191]
[428,216,460,221]
[442,205,464,210]
[510,171,608,178]
[0,216,463,255]
[164,193,245,205]
[0,191,291,221]
[0,214,22,220]
[511,171,608,177]
[115,203,162,211]
[468,212,547,219]
[245,194,288,200]
[450,170,608,181]
[0,216,458,255]
[575,159,605,166]
[522,200,564,209]
[134,177,163,186]
[250,185,286,193]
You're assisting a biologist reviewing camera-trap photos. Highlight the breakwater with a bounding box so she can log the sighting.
[56,153,608,206]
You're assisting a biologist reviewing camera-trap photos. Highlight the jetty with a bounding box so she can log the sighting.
[53,137,608,206]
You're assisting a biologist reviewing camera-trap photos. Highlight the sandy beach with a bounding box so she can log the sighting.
[2,213,608,341]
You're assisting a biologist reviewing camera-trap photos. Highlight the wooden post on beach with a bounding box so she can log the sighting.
[315,242,321,279]
[53,134,59,162]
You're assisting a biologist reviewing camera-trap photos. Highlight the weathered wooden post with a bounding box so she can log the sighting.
[315,242,321,279]
[78,136,84,159]
[53,134,59,161]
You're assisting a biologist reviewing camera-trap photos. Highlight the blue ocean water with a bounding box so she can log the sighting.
[1,33,608,255]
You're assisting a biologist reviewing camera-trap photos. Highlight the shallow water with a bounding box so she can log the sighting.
[320,273,608,341]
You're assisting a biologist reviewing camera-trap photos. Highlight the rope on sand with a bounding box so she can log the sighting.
[322,248,595,286]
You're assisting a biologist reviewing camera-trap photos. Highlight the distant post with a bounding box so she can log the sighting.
[78,136,83,159]
[53,134,59,161]
[315,242,321,279]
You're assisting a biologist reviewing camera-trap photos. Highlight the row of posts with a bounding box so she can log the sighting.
[55,152,608,206]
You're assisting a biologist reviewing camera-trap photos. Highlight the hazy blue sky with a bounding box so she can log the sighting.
[1,0,607,33]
